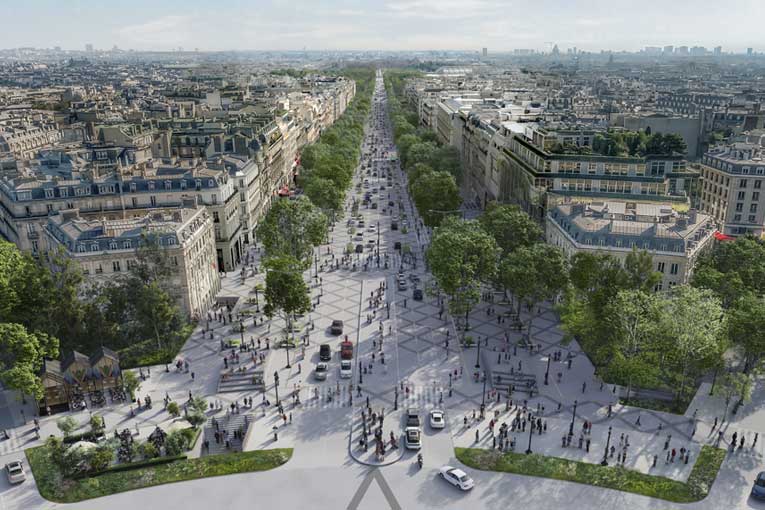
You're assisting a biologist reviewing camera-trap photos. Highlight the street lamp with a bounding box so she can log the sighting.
[544,355,551,385]
[285,339,291,369]
[480,371,487,408]
[525,417,534,454]
[475,336,481,369]
[274,371,280,406]
[569,399,578,436]
[601,426,612,466]
[359,361,363,385]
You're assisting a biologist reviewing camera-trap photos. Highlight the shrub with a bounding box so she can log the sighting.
[56,416,77,437]
[164,430,187,456]
[90,445,113,471]
[167,401,180,418]
[138,442,158,460]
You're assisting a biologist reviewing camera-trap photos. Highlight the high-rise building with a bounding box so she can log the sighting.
[663,45,674,54]
[747,48,754,56]
[714,46,722,55]
[482,47,488,57]
[85,43,93,52]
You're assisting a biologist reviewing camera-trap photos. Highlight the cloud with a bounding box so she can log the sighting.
[117,15,197,48]
[385,0,508,19]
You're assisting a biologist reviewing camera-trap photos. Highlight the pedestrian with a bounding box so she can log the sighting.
[754,433,759,448]
[475,429,479,443]
[635,414,641,426]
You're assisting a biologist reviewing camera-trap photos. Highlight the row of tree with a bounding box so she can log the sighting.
[299,68,375,214]
[0,236,186,400]
[255,68,377,335]
[550,130,688,158]
[384,70,463,227]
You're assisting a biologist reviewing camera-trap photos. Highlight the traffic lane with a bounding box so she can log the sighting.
[0,451,52,510]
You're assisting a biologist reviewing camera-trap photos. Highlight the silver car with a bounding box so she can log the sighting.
[314,362,328,381]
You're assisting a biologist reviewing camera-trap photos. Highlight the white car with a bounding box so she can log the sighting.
[404,426,422,450]
[4,461,25,484]
[439,466,474,491]
[429,409,445,429]
[367,226,377,233]
[314,362,328,381]
[340,360,352,378]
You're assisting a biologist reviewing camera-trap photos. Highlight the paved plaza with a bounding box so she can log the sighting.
[2,71,765,510]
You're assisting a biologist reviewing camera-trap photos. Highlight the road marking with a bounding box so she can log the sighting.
[346,468,402,510]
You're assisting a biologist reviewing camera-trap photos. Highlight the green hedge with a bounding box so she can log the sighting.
[27,445,293,503]
[62,431,98,444]
[456,445,725,503]
[73,455,186,479]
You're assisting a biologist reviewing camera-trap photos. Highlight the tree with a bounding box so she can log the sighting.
[479,203,542,255]
[164,430,188,456]
[624,248,662,293]
[0,323,58,400]
[406,142,438,170]
[167,401,181,418]
[499,244,568,340]
[56,416,77,437]
[303,176,344,212]
[139,441,159,459]
[728,294,765,373]
[431,146,463,184]
[410,171,461,227]
[693,236,765,306]
[89,414,105,435]
[256,196,328,267]
[661,287,726,401]
[132,233,178,290]
[426,218,498,330]
[90,445,113,471]
[263,256,311,340]
[604,290,663,399]
[123,370,142,400]
[407,163,434,188]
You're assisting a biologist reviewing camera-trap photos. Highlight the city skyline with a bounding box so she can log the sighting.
[3,0,764,53]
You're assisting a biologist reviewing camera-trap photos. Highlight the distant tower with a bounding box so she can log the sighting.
[482,47,488,58]
[748,48,754,56]
[85,43,93,53]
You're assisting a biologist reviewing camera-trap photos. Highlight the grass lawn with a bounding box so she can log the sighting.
[619,397,690,415]
[26,446,293,504]
[455,445,725,503]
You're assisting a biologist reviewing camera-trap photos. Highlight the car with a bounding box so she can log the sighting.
[330,319,344,335]
[319,343,331,361]
[355,244,364,253]
[367,226,377,233]
[406,407,421,428]
[439,466,474,491]
[371,203,378,209]
[429,409,445,429]
[354,234,364,241]
[398,279,408,291]
[314,362,329,381]
[388,201,394,207]
[404,427,422,450]
[413,288,423,301]
[754,472,765,500]
[4,461,25,484]
[394,241,402,250]
[340,360,353,378]
[340,340,354,360]
[391,222,398,230]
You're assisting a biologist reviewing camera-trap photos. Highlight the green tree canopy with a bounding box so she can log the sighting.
[410,171,461,227]
[479,203,542,255]
[256,196,328,267]
[0,323,58,399]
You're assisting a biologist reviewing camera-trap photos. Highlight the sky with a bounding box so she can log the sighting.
[3,0,764,53]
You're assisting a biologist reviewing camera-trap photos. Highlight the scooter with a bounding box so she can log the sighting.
[417,453,423,469]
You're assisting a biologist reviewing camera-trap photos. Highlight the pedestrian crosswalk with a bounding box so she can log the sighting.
[0,429,30,456]
[261,385,456,411]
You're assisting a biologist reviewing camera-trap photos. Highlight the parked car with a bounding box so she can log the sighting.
[340,360,353,378]
[330,320,344,335]
[429,409,445,429]
[405,427,422,450]
[391,222,398,230]
[406,407,421,428]
[439,466,474,491]
[754,472,765,500]
[413,289,423,301]
[319,343,331,361]
[371,202,378,209]
[355,244,364,253]
[314,362,328,381]
[394,241,401,250]
[4,461,25,484]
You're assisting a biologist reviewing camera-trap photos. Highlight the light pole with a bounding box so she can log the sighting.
[544,355,551,385]
[601,426,612,466]
[481,371,487,409]
[359,361,363,385]
[569,399,578,436]
[475,336,481,368]
[525,417,534,454]
[274,371,280,406]
[285,339,291,369]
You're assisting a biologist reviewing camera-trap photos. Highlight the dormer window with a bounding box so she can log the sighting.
[208,179,215,187]
[78,244,86,253]
[123,240,131,249]
[130,182,137,192]
[165,180,172,190]
[45,189,54,198]
[109,241,117,250]
[91,244,99,252]
[148,181,155,191]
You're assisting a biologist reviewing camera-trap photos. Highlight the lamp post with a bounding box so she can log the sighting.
[274,371,280,406]
[475,336,481,368]
[601,426,612,466]
[285,339,291,369]
[481,371,487,408]
[358,361,363,385]
[544,355,551,385]
[569,399,578,436]
[525,417,534,454]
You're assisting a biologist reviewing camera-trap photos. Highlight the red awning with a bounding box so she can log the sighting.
[714,231,735,241]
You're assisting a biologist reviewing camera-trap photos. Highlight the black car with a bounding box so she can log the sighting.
[355,244,364,253]
[330,320,344,335]
[394,241,402,250]
[391,222,398,230]
[371,203,378,209]
[413,289,423,301]
[319,344,331,361]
